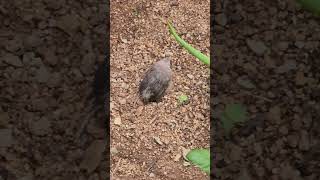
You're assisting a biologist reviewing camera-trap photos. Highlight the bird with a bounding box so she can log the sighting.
[138,58,172,103]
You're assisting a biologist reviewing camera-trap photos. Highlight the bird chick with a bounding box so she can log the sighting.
[139,58,172,103]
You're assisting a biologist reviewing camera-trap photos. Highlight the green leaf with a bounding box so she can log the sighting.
[220,103,247,135]
[296,0,320,16]
[178,94,188,104]
[225,104,247,123]
[167,21,210,66]
[186,149,210,174]
[220,114,234,135]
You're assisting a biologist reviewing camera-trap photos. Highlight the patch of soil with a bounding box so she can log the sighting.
[110,0,210,179]
[0,0,109,179]
[212,0,320,179]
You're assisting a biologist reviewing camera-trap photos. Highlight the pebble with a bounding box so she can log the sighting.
[246,39,268,56]
[114,116,122,125]
[186,74,194,79]
[3,53,23,67]
[276,60,297,74]
[153,136,163,145]
[5,38,22,52]
[237,77,256,89]
[56,14,80,35]
[170,0,179,6]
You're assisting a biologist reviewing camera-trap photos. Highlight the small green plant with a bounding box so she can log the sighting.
[168,21,210,66]
[178,94,189,105]
[186,148,210,175]
[221,103,247,135]
[296,0,320,16]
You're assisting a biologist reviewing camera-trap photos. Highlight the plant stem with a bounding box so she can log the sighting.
[168,21,210,66]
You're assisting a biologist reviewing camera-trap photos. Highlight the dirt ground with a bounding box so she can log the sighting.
[212,0,320,179]
[110,0,210,179]
[0,1,108,179]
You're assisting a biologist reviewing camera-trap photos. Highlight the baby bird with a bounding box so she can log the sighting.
[139,58,172,103]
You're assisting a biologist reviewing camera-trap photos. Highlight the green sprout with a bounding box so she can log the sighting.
[178,94,189,105]
[168,21,210,66]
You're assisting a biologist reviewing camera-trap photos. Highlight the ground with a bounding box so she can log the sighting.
[0,1,108,179]
[212,0,320,179]
[110,0,210,179]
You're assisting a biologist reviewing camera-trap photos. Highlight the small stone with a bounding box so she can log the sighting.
[237,77,256,89]
[3,53,23,67]
[170,0,178,6]
[215,13,228,26]
[5,38,22,52]
[153,136,163,145]
[111,147,118,155]
[174,153,181,162]
[56,14,80,35]
[119,98,126,105]
[183,161,191,166]
[149,173,155,177]
[121,38,128,44]
[186,74,194,79]
[246,39,268,56]
[114,116,122,125]
[276,60,297,74]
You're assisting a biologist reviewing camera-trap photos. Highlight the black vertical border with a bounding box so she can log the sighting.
[105,0,111,178]
[210,0,215,179]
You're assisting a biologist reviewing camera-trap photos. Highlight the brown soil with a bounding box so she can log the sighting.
[212,0,320,179]
[110,0,210,179]
[0,1,108,179]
